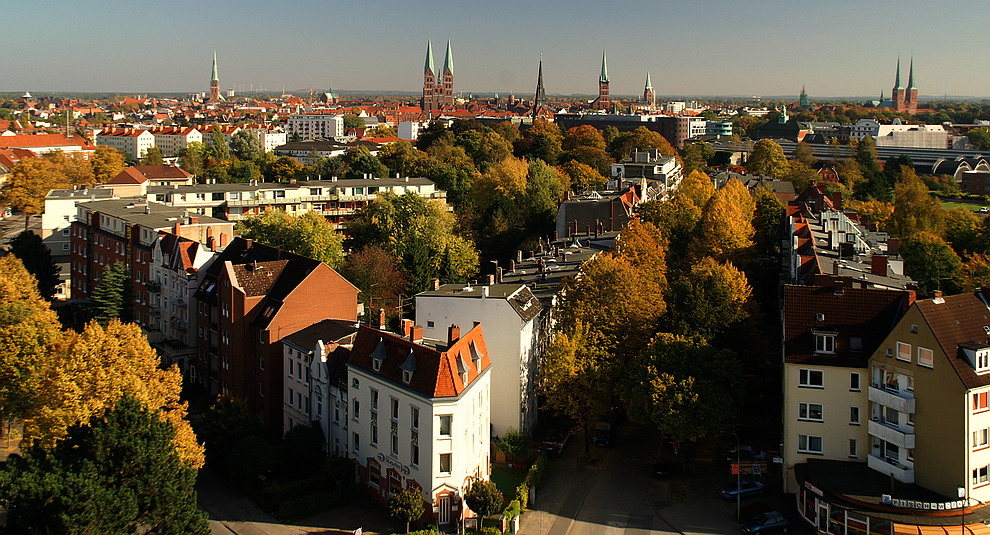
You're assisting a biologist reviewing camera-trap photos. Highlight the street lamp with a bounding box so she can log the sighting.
[732,432,741,521]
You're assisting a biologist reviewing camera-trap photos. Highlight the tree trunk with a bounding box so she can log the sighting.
[23,213,31,231]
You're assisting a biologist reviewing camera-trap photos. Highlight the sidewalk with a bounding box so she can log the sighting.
[517,437,601,535]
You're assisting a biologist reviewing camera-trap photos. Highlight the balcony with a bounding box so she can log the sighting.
[869,385,916,414]
[869,419,916,449]
[145,280,161,292]
[868,453,914,483]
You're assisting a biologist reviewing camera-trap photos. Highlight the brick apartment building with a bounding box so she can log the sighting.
[192,237,358,427]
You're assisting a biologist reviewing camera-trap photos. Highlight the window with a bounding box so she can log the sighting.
[288,357,293,377]
[974,466,989,486]
[979,351,990,373]
[288,387,294,404]
[799,369,824,388]
[62,243,70,251]
[883,406,899,426]
[798,402,824,422]
[850,406,861,425]
[402,369,413,384]
[815,333,835,354]
[371,389,379,411]
[849,439,858,458]
[352,399,360,420]
[798,435,824,454]
[439,415,452,437]
[372,357,382,372]
[390,398,399,421]
[411,441,419,466]
[896,342,911,362]
[411,407,420,430]
[371,423,378,445]
[850,372,861,391]
[974,428,989,449]
[974,392,989,412]
[917,347,934,368]
[439,453,452,474]
[391,432,398,455]
[427,321,435,328]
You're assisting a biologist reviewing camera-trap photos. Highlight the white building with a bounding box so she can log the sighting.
[96,128,155,160]
[198,125,241,150]
[416,283,543,436]
[398,121,421,141]
[241,125,288,153]
[147,126,202,157]
[42,187,115,260]
[285,113,344,140]
[345,323,492,530]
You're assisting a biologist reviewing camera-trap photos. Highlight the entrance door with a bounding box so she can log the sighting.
[817,502,828,533]
[438,495,451,525]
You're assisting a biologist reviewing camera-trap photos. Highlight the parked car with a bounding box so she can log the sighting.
[726,446,766,463]
[979,207,989,214]
[720,479,766,500]
[741,510,790,533]
[651,459,677,479]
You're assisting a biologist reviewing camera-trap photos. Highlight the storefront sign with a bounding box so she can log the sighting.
[884,497,965,510]
[377,452,411,475]
[805,481,824,497]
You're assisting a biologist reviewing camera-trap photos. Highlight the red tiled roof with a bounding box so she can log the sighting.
[107,167,147,185]
[0,133,95,149]
[131,165,193,180]
[917,290,990,390]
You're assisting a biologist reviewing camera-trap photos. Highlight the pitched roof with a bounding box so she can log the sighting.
[348,324,491,398]
[107,167,148,185]
[0,133,94,149]
[917,290,990,390]
[784,284,913,367]
[232,260,288,297]
[131,165,193,180]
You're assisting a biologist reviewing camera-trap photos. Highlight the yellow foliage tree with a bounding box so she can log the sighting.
[958,253,990,292]
[471,156,529,214]
[720,178,756,221]
[693,186,755,264]
[614,219,667,287]
[675,169,716,209]
[846,199,894,232]
[1,157,70,228]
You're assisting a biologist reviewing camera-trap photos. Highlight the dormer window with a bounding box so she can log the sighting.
[469,341,484,365]
[399,349,416,385]
[960,343,990,374]
[371,338,387,373]
[402,370,413,384]
[813,330,836,354]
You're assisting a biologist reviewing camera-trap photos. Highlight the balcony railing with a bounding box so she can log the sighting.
[868,453,914,483]
[869,419,916,449]
[869,385,916,414]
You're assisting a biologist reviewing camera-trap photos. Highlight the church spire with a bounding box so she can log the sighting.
[599,50,609,84]
[894,56,903,90]
[425,40,435,75]
[908,56,916,90]
[211,50,219,82]
[645,71,653,90]
[443,39,454,76]
[534,55,547,115]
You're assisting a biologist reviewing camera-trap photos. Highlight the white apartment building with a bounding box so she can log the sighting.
[42,187,114,260]
[198,125,241,150]
[344,323,492,530]
[147,126,202,156]
[96,128,155,160]
[398,121,421,141]
[285,113,344,140]
[416,282,543,436]
[241,125,287,153]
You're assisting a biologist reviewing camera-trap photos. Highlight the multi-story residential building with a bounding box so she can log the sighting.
[192,237,358,427]
[43,187,114,260]
[345,323,492,530]
[0,133,96,156]
[285,113,344,140]
[788,289,990,533]
[69,199,233,330]
[101,165,196,197]
[148,231,216,382]
[610,148,684,197]
[96,128,155,160]
[146,126,202,156]
[555,186,640,241]
[706,121,733,137]
[415,282,544,436]
[198,124,241,151]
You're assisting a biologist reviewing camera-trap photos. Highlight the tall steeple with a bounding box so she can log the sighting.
[534,55,547,117]
[905,56,918,113]
[599,50,609,84]
[894,56,903,90]
[908,56,916,90]
[799,85,809,108]
[211,50,219,82]
[443,40,454,76]
[595,50,610,111]
[424,40,435,75]
[208,51,221,102]
[643,71,655,108]
[422,40,437,112]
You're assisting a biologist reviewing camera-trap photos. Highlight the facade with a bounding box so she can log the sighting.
[285,113,344,140]
[610,149,683,197]
[241,125,287,152]
[553,113,707,148]
[0,133,96,156]
[706,121,733,137]
[415,282,544,436]
[346,323,492,530]
[147,126,202,156]
[192,237,358,427]
[555,186,640,240]
[891,57,919,113]
[42,187,114,261]
[96,128,155,160]
[199,124,241,150]
[422,40,455,113]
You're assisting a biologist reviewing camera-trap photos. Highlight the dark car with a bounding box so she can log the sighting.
[651,459,677,479]
[720,479,766,500]
[741,510,790,533]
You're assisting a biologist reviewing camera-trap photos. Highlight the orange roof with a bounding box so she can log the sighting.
[0,133,95,150]
[107,167,147,185]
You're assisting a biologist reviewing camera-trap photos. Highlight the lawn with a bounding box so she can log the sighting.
[490,464,526,507]
[941,200,987,212]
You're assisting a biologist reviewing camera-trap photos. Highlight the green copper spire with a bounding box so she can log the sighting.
[645,71,652,90]
[908,56,916,90]
[894,57,903,90]
[443,40,454,76]
[425,40,435,75]
[211,50,219,82]
[599,50,609,84]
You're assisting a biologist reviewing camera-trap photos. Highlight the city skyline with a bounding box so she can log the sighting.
[4,0,990,98]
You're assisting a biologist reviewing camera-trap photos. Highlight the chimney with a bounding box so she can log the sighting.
[496,267,503,283]
[402,319,414,337]
[244,238,253,250]
[481,286,489,298]
[554,231,559,241]
[189,216,199,224]
[933,290,943,299]
[431,278,441,291]
[219,233,228,247]
[509,260,516,272]
[871,255,888,277]
[516,250,523,263]
[173,222,181,235]
[486,274,495,285]
[410,325,424,343]
[447,324,461,344]
[378,308,386,330]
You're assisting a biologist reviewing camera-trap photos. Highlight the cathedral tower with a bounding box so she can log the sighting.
[533,56,548,118]
[595,50,610,111]
[209,51,221,102]
[422,40,437,112]
[643,71,655,108]
[891,57,905,112]
[440,40,454,107]
[905,57,918,113]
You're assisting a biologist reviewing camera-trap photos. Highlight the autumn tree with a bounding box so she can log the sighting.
[638,196,700,267]
[341,245,407,322]
[693,186,755,265]
[846,199,894,232]
[888,166,944,238]
[746,139,789,177]
[141,146,165,166]
[1,157,69,229]
[456,130,513,172]
[944,207,984,257]
[557,160,605,192]
[782,161,820,193]
[791,141,817,166]
[91,145,127,183]
[515,119,563,164]
[607,126,677,160]
[368,124,397,137]
[561,145,613,177]
[344,146,388,179]
[958,253,990,291]
[379,140,429,178]
[900,231,962,296]
[620,334,742,442]
[464,479,504,531]
[753,185,785,255]
[665,257,752,338]
[237,211,344,268]
[265,155,304,182]
[45,150,94,187]
[177,142,207,178]
[675,169,716,209]
[388,488,425,534]
[90,261,130,324]
[0,396,210,535]
[680,141,715,174]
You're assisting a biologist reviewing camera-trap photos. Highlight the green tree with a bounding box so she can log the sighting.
[680,141,714,174]
[388,488,425,534]
[753,185,785,255]
[853,136,890,201]
[496,428,530,464]
[524,159,565,234]
[227,435,275,488]
[782,161,821,193]
[195,395,263,470]
[342,115,365,130]
[230,130,263,161]
[379,140,429,178]
[141,146,164,166]
[237,211,344,268]
[464,479,504,531]
[227,159,262,183]
[602,125,619,145]
[89,261,130,324]
[457,130,513,172]
[344,146,388,179]
[620,334,742,442]
[515,119,563,164]
[888,166,944,238]
[210,124,230,161]
[265,155,304,182]
[901,231,962,296]
[10,230,61,300]
[607,126,677,160]
[561,145,612,177]
[0,395,210,535]
[314,154,347,179]
[944,207,984,257]
[746,139,789,176]
[968,127,990,151]
[91,145,127,184]
[665,257,752,339]
[177,141,207,178]
[368,124,397,137]
[791,141,817,166]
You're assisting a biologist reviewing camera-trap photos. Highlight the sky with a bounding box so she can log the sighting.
[5,0,990,99]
